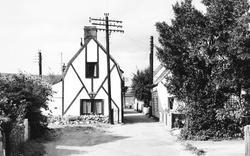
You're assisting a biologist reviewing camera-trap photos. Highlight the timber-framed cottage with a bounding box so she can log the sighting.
[49,26,124,123]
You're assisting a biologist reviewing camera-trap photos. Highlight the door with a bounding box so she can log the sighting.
[152,91,159,117]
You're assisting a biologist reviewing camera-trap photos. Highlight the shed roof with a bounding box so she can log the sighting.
[153,64,170,85]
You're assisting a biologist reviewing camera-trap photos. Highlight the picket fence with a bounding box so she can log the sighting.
[0,119,29,156]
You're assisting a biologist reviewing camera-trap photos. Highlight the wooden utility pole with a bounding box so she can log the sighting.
[61,52,63,74]
[149,36,154,116]
[38,50,42,77]
[150,36,154,84]
[89,13,124,124]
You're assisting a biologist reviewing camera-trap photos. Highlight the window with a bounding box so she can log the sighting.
[86,62,98,78]
[152,91,158,112]
[81,100,92,114]
[93,100,103,114]
[80,99,104,115]
[168,97,174,110]
[85,41,99,78]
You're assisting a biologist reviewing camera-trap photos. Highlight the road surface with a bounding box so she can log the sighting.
[44,109,194,156]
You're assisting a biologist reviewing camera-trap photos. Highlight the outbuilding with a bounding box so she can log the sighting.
[151,64,185,129]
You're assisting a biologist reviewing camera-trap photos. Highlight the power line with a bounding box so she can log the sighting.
[43,52,64,75]
[89,13,124,124]
[43,59,53,74]
[89,14,124,33]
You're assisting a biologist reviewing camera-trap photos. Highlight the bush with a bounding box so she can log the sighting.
[0,73,53,139]
[18,141,46,156]
[180,122,244,141]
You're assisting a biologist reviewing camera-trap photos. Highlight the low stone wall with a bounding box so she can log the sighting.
[49,115,109,126]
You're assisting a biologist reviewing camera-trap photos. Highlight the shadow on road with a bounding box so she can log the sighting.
[124,109,142,115]
[44,126,129,156]
[124,109,158,124]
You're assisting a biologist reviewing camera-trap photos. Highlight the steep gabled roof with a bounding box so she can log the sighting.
[153,64,164,77]
[153,64,170,84]
[93,38,124,80]
[62,37,124,81]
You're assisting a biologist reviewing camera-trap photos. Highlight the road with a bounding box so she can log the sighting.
[44,109,194,156]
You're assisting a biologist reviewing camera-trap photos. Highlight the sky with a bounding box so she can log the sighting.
[0,0,205,81]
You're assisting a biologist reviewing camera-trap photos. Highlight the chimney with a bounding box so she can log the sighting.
[84,26,97,43]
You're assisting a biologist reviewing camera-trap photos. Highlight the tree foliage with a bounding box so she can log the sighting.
[131,68,151,106]
[0,73,52,139]
[156,0,250,139]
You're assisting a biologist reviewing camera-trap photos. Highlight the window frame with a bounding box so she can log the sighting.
[80,99,104,115]
[85,62,99,78]
[168,97,174,110]
[85,43,99,78]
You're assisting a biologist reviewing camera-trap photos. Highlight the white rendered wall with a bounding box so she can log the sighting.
[54,39,122,123]
[47,82,62,116]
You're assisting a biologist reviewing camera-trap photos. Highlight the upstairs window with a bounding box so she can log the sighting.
[168,97,174,110]
[86,40,99,78]
[86,62,98,78]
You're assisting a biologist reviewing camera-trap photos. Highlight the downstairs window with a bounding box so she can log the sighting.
[80,99,104,115]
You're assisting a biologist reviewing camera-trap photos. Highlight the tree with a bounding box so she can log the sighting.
[131,68,151,107]
[0,73,52,155]
[156,0,250,139]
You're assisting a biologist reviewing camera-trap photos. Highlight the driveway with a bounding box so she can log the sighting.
[44,109,194,156]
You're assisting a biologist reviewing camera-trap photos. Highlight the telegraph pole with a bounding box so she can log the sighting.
[89,13,124,124]
[38,50,42,77]
[150,36,154,84]
[149,36,154,116]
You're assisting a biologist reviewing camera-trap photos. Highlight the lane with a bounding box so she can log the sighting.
[85,109,194,156]
[123,108,158,124]
[44,109,194,156]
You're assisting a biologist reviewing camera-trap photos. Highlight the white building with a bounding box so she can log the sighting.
[152,64,185,129]
[49,26,124,123]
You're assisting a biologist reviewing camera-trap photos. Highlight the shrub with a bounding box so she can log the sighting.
[0,73,53,139]
[18,141,46,156]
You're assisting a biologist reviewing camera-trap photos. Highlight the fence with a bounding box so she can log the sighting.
[0,119,29,156]
[245,125,250,156]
